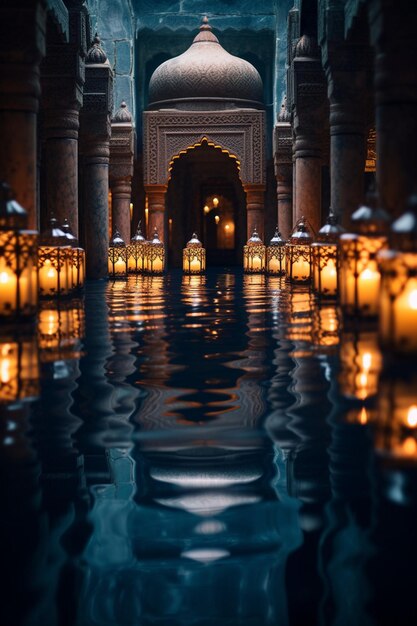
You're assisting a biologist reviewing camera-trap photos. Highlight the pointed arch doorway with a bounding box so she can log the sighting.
[166,139,246,266]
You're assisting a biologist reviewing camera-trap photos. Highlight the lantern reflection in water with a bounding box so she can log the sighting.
[376,370,417,465]
[312,305,340,351]
[38,299,85,362]
[338,330,382,401]
[284,288,314,344]
[0,330,39,404]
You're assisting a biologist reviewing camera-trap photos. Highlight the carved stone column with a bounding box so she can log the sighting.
[244,183,265,241]
[320,3,371,227]
[368,0,417,217]
[110,102,134,244]
[0,2,47,229]
[79,35,113,279]
[144,184,167,241]
[41,36,85,237]
[273,97,293,239]
[291,35,328,235]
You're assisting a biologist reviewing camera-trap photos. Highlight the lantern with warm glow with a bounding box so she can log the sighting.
[285,217,313,283]
[128,221,147,273]
[147,228,165,274]
[266,227,286,275]
[339,195,390,318]
[312,210,344,298]
[183,233,206,274]
[378,194,417,354]
[312,305,340,351]
[38,216,71,297]
[338,329,382,401]
[0,330,39,403]
[61,218,85,290]
[243,228,266,273]
[0,182,38,319]
[108,229,128,278]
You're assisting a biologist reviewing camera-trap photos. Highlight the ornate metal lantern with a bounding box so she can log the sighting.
[312,210,344,298]
[147,228,165,274]
[0,182,38,319]
[0,329,39,403]
[183,233,206,274]
[61,218,85,290]
[378,194,417,354]
[38,216,71,298]
[108,229,128,278]
[266,227,286,275]
[128,221,147,273]
[339,195,390,318]
[243,228,266,273]
[285,217,313,283]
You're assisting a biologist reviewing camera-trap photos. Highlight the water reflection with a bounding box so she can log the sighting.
[1,270,417,626]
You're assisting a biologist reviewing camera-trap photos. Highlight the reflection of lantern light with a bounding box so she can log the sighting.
[128,221,147,273]
[108,229,128,278]
[243,228,266,273]
[312,210,344,298]
[376,369,417,465]
[0,182,38,319]
[38,299,84,362]
[38,216,71,297]
[203,205,210,214]
[285,217,313,283]
[214,215,220,225]
[285,289,314,344]
[339,192,390,318]
[339,330,382,401]
[61,218,85,290]
[378,194,417,354]
[183,233,206,274]
[212,197,219,208]
[266,227,286,275]
[147,228,165,274]
[312,305,340,350]
[0,331,39,403]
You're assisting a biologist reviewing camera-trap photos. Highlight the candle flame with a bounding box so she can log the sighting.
[360,406,368,424]
[361,352,372,371]
[407,405,417,428]
[408,289,417,310]
[0,343,12,383]
[361,268,377,280]
[0,271,10,284]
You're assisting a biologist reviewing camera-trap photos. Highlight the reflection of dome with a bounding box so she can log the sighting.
[148,17,263,109]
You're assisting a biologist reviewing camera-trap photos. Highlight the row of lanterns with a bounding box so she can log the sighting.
[108,224,206,277]
[0,182,86,321]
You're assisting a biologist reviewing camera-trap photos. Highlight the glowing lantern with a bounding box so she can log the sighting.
[38,216,71,297]
[285,217,313,283]
[312,210,344,298]
[378,194,417,354]
[0,182,38,319]
[61,218,85,290]
[108,229,128,278]
[266,227,286,275]
[183,233,206,274]
[243,228,266,273]
[128,221,147,273]
[147,228,165,274]
[0,331,39,403]
[339,194,390,318]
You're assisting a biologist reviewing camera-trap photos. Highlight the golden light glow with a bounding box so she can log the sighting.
[214,215,220,225]
[360,406,368,425]
[203,205,210,214]
[406,405,417,428]
[212,197,219,208]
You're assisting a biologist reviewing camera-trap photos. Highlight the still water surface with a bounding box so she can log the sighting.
[2,270,417,626]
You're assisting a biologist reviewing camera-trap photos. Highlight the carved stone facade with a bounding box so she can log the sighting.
[143,110,265,187]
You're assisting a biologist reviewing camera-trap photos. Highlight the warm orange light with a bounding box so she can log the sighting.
[406,405,417,428]
[203,205,210,214]
[214,215,220,225]
[212,197,219,208]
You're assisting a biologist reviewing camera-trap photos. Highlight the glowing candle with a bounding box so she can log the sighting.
[357,265,380,315]
[39,258,58,295]
[320,258,338,295]
[393,281,417,351]
[0,266,17,313]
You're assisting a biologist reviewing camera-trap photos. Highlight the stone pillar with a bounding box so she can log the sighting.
[244,183,265,241]
[110,101,134,244]
[79,35,113,279]
[41,38,85,237]
[368,0,417,217]
[291,35,328,235]
[0,2,46,229]
[320,2,371,228]
[144,184,167,241]
[273,97,293,239]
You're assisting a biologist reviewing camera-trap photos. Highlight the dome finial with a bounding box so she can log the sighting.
[86,32,107,64]
[200,15,211,31]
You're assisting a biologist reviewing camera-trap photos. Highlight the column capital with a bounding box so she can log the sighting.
[274,122,293,170]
